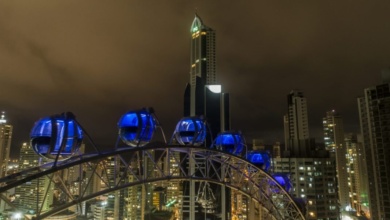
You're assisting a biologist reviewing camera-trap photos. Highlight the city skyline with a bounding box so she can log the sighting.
[0,1,388,155]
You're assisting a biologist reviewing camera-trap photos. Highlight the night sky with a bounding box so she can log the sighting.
[1,1,389,157]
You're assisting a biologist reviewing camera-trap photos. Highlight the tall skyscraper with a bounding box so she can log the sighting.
[15,142,54,217]
[323,110,350,212]
[344,133,369,216]
[0,112,13,213]
[0,112,12,179]
[284,91,313,157]
[183,14,229,140]
[187,13,216,115]
[182,14,230,220]
[358,76,390,219]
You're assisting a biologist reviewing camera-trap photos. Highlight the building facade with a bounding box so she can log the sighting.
[15,142,54,217]
[0,112,12,214]
[282,91,340,219]
[284,91,312,157]
[274,156,339,219]
[182,14,231,220]
[0,112,12,179]
[183,14,230,140]
[323,110,350,212]
[358,80,390,219]
[344,133,369,217]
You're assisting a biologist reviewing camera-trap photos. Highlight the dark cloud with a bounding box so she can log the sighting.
[1,1,389,156]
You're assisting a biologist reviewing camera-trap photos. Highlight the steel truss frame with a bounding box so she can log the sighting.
[0,142,305,220]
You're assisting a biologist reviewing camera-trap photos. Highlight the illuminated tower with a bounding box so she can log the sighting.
[344,134,368,215]
[189,14,216,88]
[182,14,230,220]
[15,143,54,216]
[0,112,12,178]
[0,112,13,216]
[323,110,350,212]
[187,13,216,118]
[183,14,230,140]
[358,75,390,219]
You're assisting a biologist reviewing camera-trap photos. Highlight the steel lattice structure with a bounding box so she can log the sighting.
[0,142,305,220]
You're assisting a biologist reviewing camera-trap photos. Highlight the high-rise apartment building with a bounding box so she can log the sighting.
[323,110,350,212]
[274,156,339,219]
[284,91,312,157]
[15,142,54,216]
[0,112,12,214]
[344,133,369,216]
[0,112,12,179]
[358,77,390,219]
[282,91,340,219]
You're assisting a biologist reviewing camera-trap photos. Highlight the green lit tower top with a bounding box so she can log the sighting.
[184,14,229,136]
[190,13,216,87]
[185,14,218,117]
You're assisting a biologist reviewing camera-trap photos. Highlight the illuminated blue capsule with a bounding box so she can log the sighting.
[118,110,156,147]
[213,131,244,156]
[30,114,83,160]
[271,173,292,192]
[247,150,271,171]
[174,117,206,146]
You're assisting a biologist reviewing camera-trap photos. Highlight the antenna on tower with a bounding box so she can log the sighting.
[194,7,200,17]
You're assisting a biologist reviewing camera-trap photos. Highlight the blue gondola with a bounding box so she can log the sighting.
[30,112,83,160]
[247,150,271,171]
[118,109,156,147]
[271,173,292,193]
[173,117,206,146]
[212,131,244,156]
